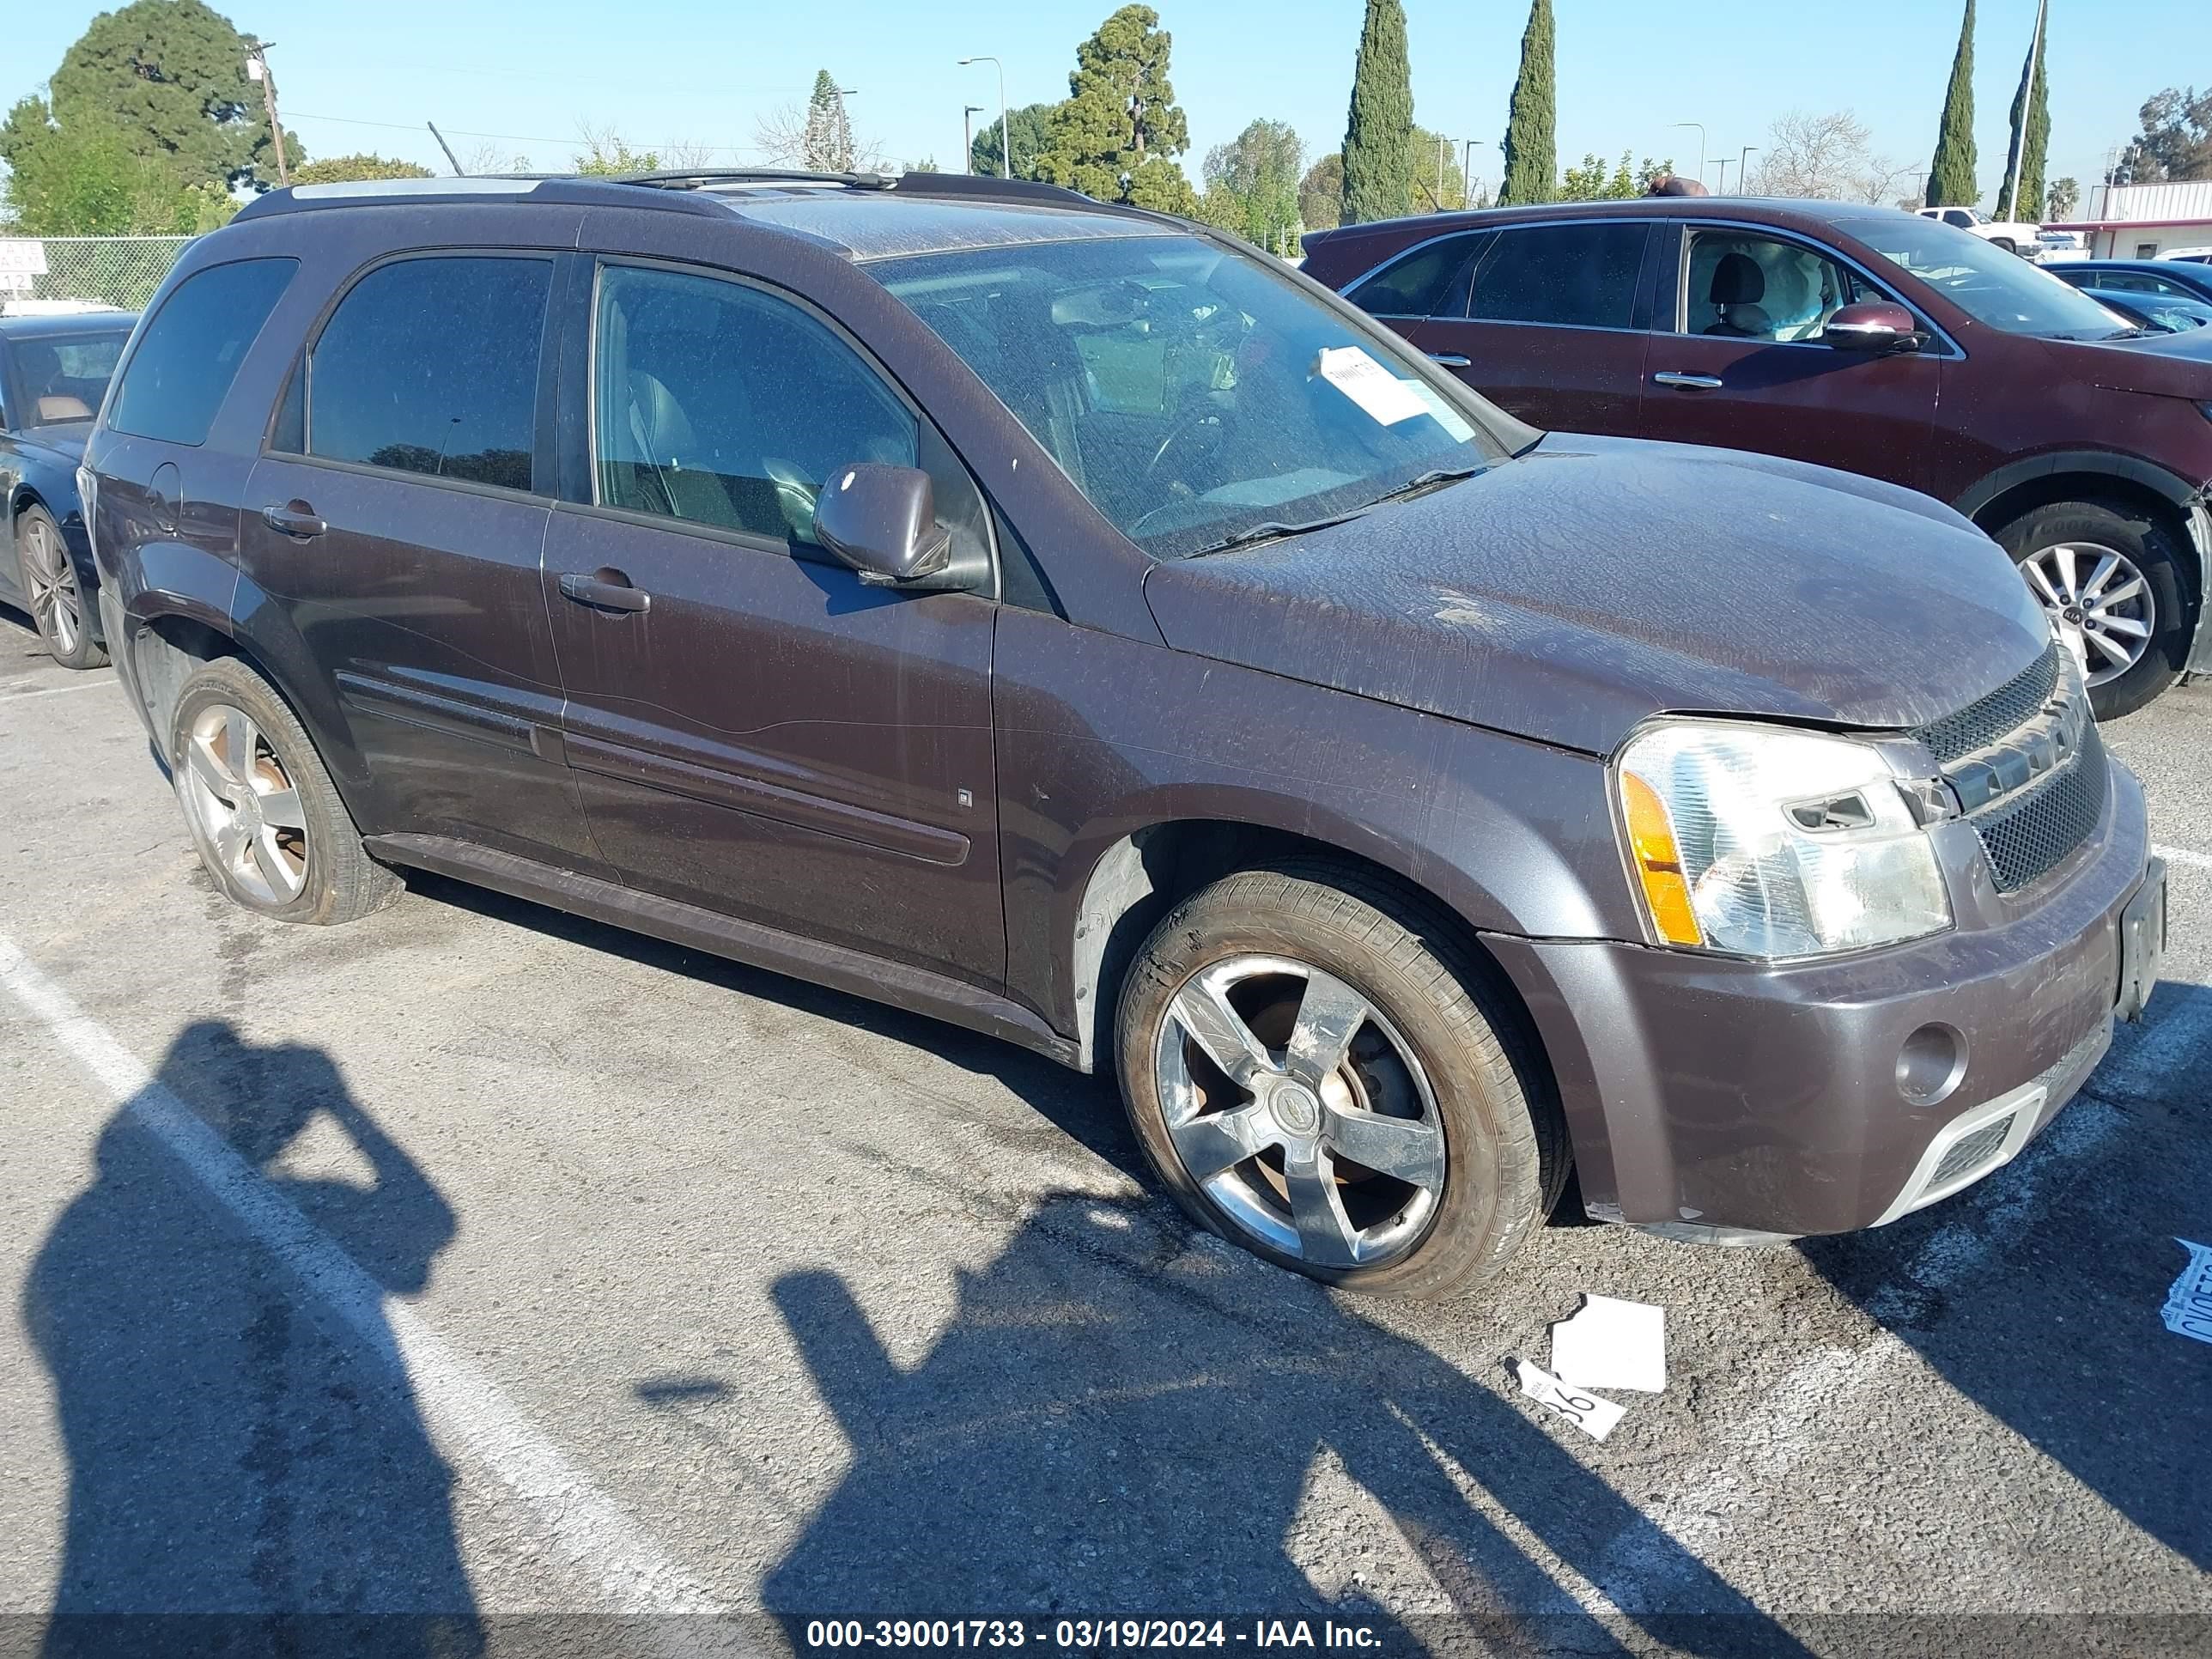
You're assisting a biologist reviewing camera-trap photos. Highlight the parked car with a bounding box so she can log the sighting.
[1304,198,2212,719]
[2048,258,2212,307]
[1,310,137,666]
[2156,247,2212,264]
[2030,228,2087,264]
[2074,288,2212,334]
[86,172,2160,1299]
[1917,204,2040,255]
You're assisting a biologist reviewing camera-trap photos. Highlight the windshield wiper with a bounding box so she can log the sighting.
[1364,464,1485,507]
[1189,508,1370,557]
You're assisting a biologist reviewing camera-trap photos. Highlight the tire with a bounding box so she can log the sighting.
[168,657,402,925]
[14,505,107,670]
[1995,499,2191,721]
[1114,861,1568,1301]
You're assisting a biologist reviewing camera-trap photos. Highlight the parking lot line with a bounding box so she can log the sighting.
[0,931,724,1620]
[2151,843,2211,872]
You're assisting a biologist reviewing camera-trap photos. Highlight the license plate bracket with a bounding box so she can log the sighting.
[2117,858,2167,1023]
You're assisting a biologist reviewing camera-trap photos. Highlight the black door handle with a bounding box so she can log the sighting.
[260,502,325,538]
[558,571,651,613]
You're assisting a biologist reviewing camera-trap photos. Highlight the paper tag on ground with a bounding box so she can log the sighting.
[2164,1239,2212,1346]
[1551,1294,1668,1394]
[1511,1358,1626,1442]
[1314,346,1428,425]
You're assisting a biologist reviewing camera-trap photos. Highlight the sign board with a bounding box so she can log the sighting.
[0,240,49,277]
[0,272,34,294]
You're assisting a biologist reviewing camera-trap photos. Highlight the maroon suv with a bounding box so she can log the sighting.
[1304,198,2212,719]
[85,172,2163,1300]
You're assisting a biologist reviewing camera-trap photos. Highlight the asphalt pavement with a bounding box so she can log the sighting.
[0,607,2206,1658]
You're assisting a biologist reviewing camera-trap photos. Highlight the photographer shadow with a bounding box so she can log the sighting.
[22,1020,478,1656]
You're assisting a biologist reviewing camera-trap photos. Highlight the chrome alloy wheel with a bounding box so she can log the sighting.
[2021,541,2154,687]
[1153,955,1445,1268]
[20,514,82,657]
[181,703,310,905]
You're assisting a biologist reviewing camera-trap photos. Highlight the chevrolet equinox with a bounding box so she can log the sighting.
[84,171,2166,1299]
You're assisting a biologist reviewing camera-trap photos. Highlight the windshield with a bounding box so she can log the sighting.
[11,328,132,426]
[871,234,1506,558]
[1840,216,2136,340]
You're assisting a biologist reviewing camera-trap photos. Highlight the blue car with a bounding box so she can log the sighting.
[2050,258,2212,307]
[2074,287,2212,336]
[0,309,137,667]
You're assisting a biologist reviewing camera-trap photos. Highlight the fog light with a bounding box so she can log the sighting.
[1897,1023,1966,1106]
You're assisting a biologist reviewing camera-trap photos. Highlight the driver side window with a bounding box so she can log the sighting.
[592,263,984,562]
[1680,233,1861,343]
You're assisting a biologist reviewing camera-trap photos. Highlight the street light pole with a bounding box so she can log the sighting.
[1713,157,1732,193]
[2005,0,2048,219]
[963,106,984,175]
[1669,121,1706,185]
[1738,146,1758,192]
[958,56,1009,179]
[1462,138,1482,208]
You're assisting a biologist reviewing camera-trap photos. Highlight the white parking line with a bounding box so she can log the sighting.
[2152,843,2212,872]
[0,678,115,701]
[0,933,723,1620]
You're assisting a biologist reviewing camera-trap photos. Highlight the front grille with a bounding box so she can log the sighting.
[1970,720,2109,892]
[1911,645,2062,766]
[1929,1115,2014,1188]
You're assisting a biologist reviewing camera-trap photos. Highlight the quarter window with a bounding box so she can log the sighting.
[1346,234,1485,319]
[107,258,297,446]
[592,264,983,561]
[298,256,550,493]
[1463,224,1647,328]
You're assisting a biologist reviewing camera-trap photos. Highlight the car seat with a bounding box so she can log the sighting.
[1704,252,1773,338]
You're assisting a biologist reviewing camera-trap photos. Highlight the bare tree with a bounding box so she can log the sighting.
[755,100,889,173]
[1746,109,1912,205]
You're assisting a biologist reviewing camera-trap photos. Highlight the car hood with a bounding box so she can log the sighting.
[2056,318,2212,396]
[1141,434,2050,757]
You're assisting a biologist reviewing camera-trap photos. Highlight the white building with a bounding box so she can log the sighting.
[2051,179,2212,259]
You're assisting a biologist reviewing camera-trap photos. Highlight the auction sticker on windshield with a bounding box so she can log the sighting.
[1314,345,1427,425]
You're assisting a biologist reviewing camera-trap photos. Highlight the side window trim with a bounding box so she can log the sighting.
[263,246,562,501]
[1460,218,1656,334]
[574,252,1000,600]
[1671,220,1964,357]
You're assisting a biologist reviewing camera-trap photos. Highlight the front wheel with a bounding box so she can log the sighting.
[1114,864,1566,1300]
[1996,499,2191,720]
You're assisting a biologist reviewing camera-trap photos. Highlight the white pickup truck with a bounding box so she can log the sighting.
[1917,204,2040,255]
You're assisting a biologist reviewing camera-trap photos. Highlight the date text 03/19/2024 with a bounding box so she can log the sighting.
[801,1620,1385,1650]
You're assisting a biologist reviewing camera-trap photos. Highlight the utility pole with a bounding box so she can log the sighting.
[2005,0,2048,221]
[426,122,464,176]
[245,40,290,186]
[963,106,984,174]
[1436,133,1449,211]
[1713,157,1732,193]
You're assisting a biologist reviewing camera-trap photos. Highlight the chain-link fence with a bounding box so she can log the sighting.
[0,235,192,313]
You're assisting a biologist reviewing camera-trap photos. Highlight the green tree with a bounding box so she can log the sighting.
[802,70,856,172]
[2114,87,2210,183]
[290,153,435,185]
[1298,153,1344,230]
[1926,0,1978,207]
[1200,118,1304,247]
[2047,175,2080,218]
[1498,0,1556,206]
[1409,126,1468,210]
[1557,150,1670,202]
[5,0,288,193]
[0,106,228,234]
[1995,0,2050,219]
[1340,0,1413,225]
[906,156,940,173]
[970,103,1055,179]
[572,130,659,176]
[1035,6,1198,214]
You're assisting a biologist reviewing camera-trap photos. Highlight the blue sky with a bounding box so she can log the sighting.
[5,0,2179,210]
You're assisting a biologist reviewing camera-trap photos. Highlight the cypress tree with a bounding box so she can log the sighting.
[1926,0,1978,208]
[1497,0,1556,207]
[1339,0,1413,226]
[1996,0,2051,221]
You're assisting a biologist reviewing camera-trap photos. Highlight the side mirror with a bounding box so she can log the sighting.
[811,464,953,586]
[1822,301,1923,354]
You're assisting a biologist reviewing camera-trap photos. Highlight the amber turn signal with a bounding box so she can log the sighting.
[1620,773,1705,947]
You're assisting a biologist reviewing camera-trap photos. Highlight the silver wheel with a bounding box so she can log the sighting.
[1153,954,1445,1268]
[20,514,82,658]
[180,702,310,905]
[2021,541,2155,687]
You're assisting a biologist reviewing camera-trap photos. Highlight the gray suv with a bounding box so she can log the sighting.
[84,170,2164,1299]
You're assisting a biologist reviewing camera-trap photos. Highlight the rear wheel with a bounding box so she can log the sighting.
[14,505,106,669]
[1995,499,2191,720]
[1114,863,1566,1300]
[169,658,402,925]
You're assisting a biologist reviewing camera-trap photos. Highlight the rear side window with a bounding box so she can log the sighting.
[106,258,297,445]
[1462,224,1648,329]
[299,256,550,493]
[1346,234,1485,319]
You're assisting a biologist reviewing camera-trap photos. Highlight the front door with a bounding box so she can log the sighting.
[543,259,1004,988]
[1405,219,1656,434]
[1636,226,1942,491]
[236,252,605,875]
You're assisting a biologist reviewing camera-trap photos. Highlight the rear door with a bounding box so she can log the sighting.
[1403,220,1655,433]
[541,257,1005,989]
[1637,223,1943,491]
[236,252,605,875]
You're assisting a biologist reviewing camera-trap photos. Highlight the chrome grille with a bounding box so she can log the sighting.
[1970,721,2109,893]
[1911,645,2062,767]
[1929,1115,2014,1188]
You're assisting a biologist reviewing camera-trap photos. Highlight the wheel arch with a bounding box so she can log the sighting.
[1958,454,2204,601]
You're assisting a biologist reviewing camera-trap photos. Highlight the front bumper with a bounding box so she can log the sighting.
[1486,758,2153,1238]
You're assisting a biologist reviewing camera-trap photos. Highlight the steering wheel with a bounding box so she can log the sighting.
[1143,405,1228,482]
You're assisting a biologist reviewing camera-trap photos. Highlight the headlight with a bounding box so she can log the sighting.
[1615,721,1953,958]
